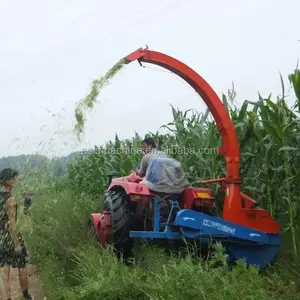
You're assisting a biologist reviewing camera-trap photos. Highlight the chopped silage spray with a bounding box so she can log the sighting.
[74,58,127,140]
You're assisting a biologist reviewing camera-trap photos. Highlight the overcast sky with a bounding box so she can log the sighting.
[0,0,299,158]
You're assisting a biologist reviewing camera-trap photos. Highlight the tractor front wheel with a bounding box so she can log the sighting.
[103,190,135,259]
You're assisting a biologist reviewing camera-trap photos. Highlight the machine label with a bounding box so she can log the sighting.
[202,219,236,235]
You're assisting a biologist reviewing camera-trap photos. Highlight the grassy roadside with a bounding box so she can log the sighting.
[19,186,300,300]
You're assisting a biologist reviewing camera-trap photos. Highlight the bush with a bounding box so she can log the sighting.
[21,186,99,297]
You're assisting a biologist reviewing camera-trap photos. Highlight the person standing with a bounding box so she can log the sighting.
[0,168,32,300]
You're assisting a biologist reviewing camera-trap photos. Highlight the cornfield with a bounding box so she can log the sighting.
[66,68,300,260]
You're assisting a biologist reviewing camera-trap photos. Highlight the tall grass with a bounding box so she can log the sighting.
[19,68,300,299]
[22,187,300,300]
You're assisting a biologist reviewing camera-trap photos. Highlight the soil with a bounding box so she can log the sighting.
[9,264,44,300]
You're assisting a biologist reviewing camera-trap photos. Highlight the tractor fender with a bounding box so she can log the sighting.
[108,182,151,196]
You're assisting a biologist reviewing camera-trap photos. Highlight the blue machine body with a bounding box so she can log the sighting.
[129,197,281,268]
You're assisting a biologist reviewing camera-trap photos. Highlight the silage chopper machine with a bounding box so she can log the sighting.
[88,46,281,268]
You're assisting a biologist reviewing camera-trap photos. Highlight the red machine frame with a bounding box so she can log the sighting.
[125,47,279,235]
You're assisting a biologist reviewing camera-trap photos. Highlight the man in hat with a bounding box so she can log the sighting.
[0,168,32,300]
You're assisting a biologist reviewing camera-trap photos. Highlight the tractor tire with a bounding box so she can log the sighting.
[103,190,135,260]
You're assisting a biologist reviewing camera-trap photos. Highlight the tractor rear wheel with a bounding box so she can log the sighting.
[103,190,135,259]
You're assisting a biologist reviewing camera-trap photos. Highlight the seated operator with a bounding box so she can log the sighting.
[136,137,166,178]
[136,137,189,195]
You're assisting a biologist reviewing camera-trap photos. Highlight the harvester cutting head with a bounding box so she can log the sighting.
[88,46,281,268]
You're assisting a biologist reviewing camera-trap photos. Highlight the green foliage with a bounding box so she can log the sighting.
[21,186,99,297]
[289,67,300,109]
[66,135,143,198]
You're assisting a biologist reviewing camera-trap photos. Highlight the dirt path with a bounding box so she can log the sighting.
[10,264,44,300]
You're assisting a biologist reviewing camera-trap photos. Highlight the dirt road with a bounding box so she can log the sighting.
[9,264,44,300]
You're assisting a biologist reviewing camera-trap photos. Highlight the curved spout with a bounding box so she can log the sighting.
[125,47,240,182]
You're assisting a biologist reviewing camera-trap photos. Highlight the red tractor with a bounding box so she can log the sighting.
[88,47,280,268]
